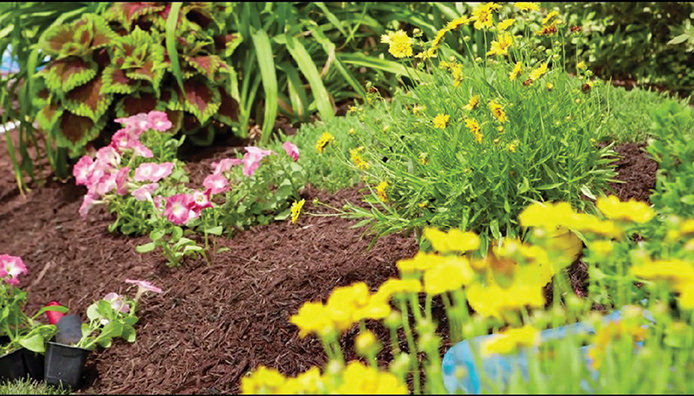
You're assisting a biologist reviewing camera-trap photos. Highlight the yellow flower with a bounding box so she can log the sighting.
[381,30,413,58]
[396,251,445,274]
[587,320,646,370]
[481,325,540,356]
[630,258,694,286]
[279,367,325,394]
[497,18,515,31]
[415,48,438,60]
[509,61,522,81]
[576,61,587,71]
[467,280,546,318]
[241,366,286,394]
[315,132,335,154]
[424,227,481,253]
[514,2,540,12]
[418,152,428,165]
[412,105,426,116]
[463,95,480,111]
[471,3,497,30]
[486,32,514,57]
[488,100,508,123]
[542,11,560,26]
[464,118,483,143]
[376,181,389,202]
[589,239,614,257]
[423,256,475,295]
[507,141,518,152]
[290,199,305,224]
[336,361,408,394]
[373,278,422,302]
[433,113,450,129]
[596,195,655,224]
[446,15,471,31]
[528,62,548,81]
[350,147,369,170]
[355,330,379,356]
[291,301,334,338]
[546,82,554,91]
[326,282,370,330]
[431,28,449,50]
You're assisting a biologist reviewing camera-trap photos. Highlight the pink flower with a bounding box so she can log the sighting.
[103,292,130,313]
[115,167,130,196]
[282,141,300,162]
[96,146,121,167]
[203,174,229,195]
[125,279,163,294]
[44,301,66,325]
[130,141,154,158]
[191,190,213,213]
[110,130,132,151]
[73,156,94,186]
[79,192,98,218]
[0,254,28,285]
[211,158,242,175]
[164,193,198,225]
[115,113,150,136]
[132,183,159,201]
[134,162,174,183]
[92,172,117,196]
[242,146,273,177]
[86,161,108,189]
[147,111,172,132]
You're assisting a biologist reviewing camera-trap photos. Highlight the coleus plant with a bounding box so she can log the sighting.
[35,2,242,162]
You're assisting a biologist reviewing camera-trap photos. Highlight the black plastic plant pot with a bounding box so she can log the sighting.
[44,342,90,388]
[21,348,45,381]
[0,348,27,382]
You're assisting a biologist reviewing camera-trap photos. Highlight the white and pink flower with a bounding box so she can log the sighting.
[203,174,229,195]
[164,193,198,225]
[103,292,130,313]
[73,156,94,186]
[191,190,213,213]
[134,162,174,183]
[79,192,99,218]
[132,183,159,202]
[125,279,163,294]
[282,141,300,162]
[147,111,172,132]
[242,146,273,177]
[0,254,28,285]
[211,158,242,175]
[115,167,130,196]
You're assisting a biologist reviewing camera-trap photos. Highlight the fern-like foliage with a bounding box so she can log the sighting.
[36,2,241,153]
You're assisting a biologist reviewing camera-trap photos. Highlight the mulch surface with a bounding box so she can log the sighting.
[606,142,658,202]
[0,137,656,393]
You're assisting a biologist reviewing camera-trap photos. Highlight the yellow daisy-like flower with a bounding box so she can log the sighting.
[508,140,518,152]
[336,361,408,394]
[315,132,335,154]
[463,95,480,111]
[481,325,540,356]
[464,118,483,143]
[497,18,515,31]
[423,256,476,295]
[528,62,548,81]
[542,11,560,26]
[488,100,508,123]
[290,199,305,224]
[380,30,413,58]
[509,61,522,81]
[486,32,514,57]
[415,48,438,60]
[471,3,497,30]
[241,366,287,394]
[423,227,481,253]
[433,113,450,129]
[514,2,540,12]
[376,181,389,202]
[446,15,471,31]
[596,195,655,224]
[577,61,587,71]
[290,301,334,339]
[350,147,369,170]
[431,28,449,51]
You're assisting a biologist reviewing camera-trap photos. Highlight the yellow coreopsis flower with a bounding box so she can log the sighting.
[630,258,694,285]
[481,325,540,356]
[509,61,522,81]
[488,100,508,123]
[542,11,560,26]
[290,301,335,338]
[471,3,497,30]
[336,361,408,394]
[497,18,515,31]
[315,132,335,154]
[241,366,287,394]
[463,95,480,111]
[396,251,446,274]
[433,113,450,129]
[373,278,422,302]
[350,147,369,170]
[577,61,587,71]
[424,227,481,253]
[467,280,546,318]
[596,195,655,224]
[423,256,476,295]
[380,30,413,58]
[279,367,325,394]
[446,15,471,31]
[290,199,305,224]
[487,32,514,57]
[514,2,540,12]
[528,62,548,81]
[464,118,483,143]
[376,181,389,202]
[326,282,370,330]
[431,28,449,50]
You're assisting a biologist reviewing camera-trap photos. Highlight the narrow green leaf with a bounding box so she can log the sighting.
[251,29,278,145]
[285,34,334,121]
[165,3,184,92]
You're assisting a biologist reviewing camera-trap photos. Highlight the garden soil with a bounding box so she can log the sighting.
[0,137,656,394]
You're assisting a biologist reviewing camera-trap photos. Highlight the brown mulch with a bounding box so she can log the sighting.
[0,134,658,393]
[607,142,658,202]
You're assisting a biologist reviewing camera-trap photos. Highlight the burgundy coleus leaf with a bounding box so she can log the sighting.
[41,24,74,55]
[183,4,214,30]
[215,88,240,125]
[183,55,221,80]
[117,92,158,117]
[65,77,112,122]
[58,111,101,146]
[101,65,137,95]
[181,79,220,124]
[213,33,243,57]
[108,2,166,29]
[40,57,97,92]
[36,103,63,131]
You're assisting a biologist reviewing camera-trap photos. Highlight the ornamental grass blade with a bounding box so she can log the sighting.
[251,29,278,145]
[165,2,184,92]
[284,34,334,121]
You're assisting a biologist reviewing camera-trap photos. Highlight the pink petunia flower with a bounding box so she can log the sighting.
[96,146,121,167]
[0,254,28,285]
[110,130,133,152]
[211,158,242,175]
[73,156,94,186]
[132,183,159,201]
[91,172,117,196]
[115,167,130,196]
[103,292,130,313]
[130,141,154,158]
[282,141,300,162]
[203,174,229,195]
[125,279,163,294]
[190,190,213,213]
[242,146,273,177]
[134,162,174,183]
[164,193,198,225]
[147,111,172,132]
[79,192,99,218]
[115,113,150,136]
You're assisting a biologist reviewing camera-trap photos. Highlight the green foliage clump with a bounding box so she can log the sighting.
[0,378,67,395]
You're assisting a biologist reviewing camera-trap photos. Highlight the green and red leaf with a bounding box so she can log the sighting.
[40,57,97,93]
[36,103,64,131]
[183,55,221,80]
[215,88,239,125]
[178,79,220,124]
[214,33,243,57]
[101,66,138,95]
[64,77,113,122]
[54,111,105,149]
[115,91,159,118]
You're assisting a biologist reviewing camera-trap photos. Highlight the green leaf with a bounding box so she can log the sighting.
[251,28,278,145]
[285,34,334,121]
[204,225,223,236]
[19,334,45,353]
[165,2,184,92]
[135,242,157,253]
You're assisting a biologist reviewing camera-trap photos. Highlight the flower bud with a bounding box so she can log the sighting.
[355,330,381,356]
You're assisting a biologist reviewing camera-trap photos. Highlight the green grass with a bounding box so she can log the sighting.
[0,378,67,395]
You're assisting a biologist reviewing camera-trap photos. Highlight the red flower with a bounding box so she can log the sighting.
[45,301,66,325]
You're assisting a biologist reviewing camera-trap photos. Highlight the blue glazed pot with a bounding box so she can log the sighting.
[442,309,653,394]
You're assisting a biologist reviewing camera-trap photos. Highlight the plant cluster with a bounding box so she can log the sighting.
[76,111,304,266]
[242,195,694,394]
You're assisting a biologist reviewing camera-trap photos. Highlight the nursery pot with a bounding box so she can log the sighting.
[44,342,90,388]
[0,348,27,381]
[21,348,45,381]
